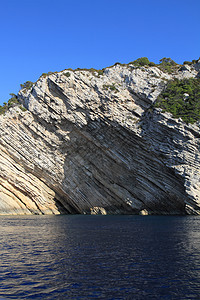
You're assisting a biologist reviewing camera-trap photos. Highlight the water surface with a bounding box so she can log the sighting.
[0,215,200,299]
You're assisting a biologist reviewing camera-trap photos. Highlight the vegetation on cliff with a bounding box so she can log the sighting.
[0,94,19,115]
[0,81,33,114]
[128,57,156,67]
[155,78,200,124]
[0,93,27,114]
[20,81,34,90]
[1,58,200,120]
[156,57,178,73]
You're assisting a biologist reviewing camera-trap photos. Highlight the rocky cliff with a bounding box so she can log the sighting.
[0,61,200,215]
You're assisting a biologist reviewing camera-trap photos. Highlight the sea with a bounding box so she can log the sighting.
[0,215,200,299]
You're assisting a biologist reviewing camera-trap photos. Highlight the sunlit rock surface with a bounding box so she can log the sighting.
[0,63,200,215]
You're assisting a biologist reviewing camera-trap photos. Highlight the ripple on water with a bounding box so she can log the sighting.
[0,215,200,299]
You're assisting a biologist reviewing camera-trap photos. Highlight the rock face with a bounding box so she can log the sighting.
[0,63,200,215]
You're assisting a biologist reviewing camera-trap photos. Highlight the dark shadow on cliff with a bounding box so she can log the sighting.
[60,113,188,215]
[46,77,190,215]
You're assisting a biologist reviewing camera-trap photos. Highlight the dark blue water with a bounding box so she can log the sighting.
[0,215,200,299]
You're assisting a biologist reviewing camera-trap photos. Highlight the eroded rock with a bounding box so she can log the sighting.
[0,64,200,215]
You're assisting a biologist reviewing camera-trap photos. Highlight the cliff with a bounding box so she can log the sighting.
[0,61,200,215]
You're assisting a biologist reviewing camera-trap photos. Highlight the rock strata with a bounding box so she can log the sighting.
[0,63,200,215]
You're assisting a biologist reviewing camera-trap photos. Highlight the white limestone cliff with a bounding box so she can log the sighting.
[0,62,200,215]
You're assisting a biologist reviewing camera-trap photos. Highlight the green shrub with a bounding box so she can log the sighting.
[0,93,20,115]
[157,57,178,73]
[128,57,156,68]
[149,62,157,67]
[183,59,200,65]
[113,62,126,67]
[63,72,71,77]
[154,78,200,124]
[103,84,119,93]
[97,69,104,76]
[192,59,199,64]
[7,94,18,108]
[41,73,48,78]
[159,57,177,66]
[0,105,6,115]
[20,81,34,90]
[129,57,150,66]
[183,61,193,65]
[40,72,55,78]
[19,105,27,112]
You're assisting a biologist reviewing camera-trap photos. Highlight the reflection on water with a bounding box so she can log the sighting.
[0,215,200,299]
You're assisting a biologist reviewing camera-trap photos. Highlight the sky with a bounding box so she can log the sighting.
[0,0,200,105]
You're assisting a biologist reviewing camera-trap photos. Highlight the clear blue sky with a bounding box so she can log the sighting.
[0,0,199,105]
